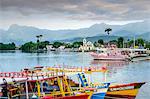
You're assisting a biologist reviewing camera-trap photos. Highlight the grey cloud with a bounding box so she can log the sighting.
[0,0,150,21]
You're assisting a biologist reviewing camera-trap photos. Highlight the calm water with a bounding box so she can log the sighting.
[0,50,150,99]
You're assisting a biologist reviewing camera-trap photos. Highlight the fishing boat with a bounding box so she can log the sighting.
[0,66,146,99]
[106,82,145,99]
[0,75,90,99]
[90,45,130,61]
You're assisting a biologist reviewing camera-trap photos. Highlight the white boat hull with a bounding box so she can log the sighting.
[90,52,129,61]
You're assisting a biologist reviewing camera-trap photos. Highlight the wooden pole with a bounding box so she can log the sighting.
[37,81,41,97]
[25,80,29,99]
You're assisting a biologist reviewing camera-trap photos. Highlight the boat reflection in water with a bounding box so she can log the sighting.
[91,60,129,66]
[91,60,130,79]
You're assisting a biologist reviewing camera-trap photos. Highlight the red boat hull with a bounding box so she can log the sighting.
[42,94,89,99]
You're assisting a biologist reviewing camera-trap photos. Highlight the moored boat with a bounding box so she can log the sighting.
[0,67,146,99]
[90,51,130,61]
[120,48,149,59]
[106,82,145,99]
[0,75,89,99]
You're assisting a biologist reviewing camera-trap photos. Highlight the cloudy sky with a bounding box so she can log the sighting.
[0,0,150,30]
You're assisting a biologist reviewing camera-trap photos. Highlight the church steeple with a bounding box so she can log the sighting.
[83,38,87,45]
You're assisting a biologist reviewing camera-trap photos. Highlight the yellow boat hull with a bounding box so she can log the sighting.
[106,89,139,98]
[106,82,145,99]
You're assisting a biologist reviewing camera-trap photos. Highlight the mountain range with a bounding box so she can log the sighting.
[0,20,150,45]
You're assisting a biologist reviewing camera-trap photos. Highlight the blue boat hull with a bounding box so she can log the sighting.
[91,92,106,99]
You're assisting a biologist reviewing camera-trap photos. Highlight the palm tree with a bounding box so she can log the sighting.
[36,35,43,50]
[105,28,112,47]
[36,35,43,43]
[39,35,43,42]
[36,35,40,43]
[36,35,40,50]
[118,37,124,48]
[105,28,112,35]
[39,35,43,38]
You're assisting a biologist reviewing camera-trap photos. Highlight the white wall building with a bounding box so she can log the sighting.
[59,46,65,50]
[46,45,53,50]
[46,45,56,51]
[79,38,95,52]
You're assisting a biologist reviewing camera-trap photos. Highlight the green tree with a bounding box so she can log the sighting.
[128,40,134,48]
[136,38,144,46]
[64,43,72,48]
[20,42,37,52]
[117,37,124,48]
[0,42,16,50]
[98,39,104,45]
[72,41,83,48]
[109,40,117,44]
[53,42,63,48]
[39,41,50,49]
[145,41,150,49]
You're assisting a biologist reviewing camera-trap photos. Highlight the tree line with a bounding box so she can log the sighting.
[94,37,146,48]
[0,37,150,52]
[20,41,83,52]
[0,43,16,50]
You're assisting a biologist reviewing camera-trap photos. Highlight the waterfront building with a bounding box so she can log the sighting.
[46,45,55,51]
[59,46,65,50]
[79,38,95,52]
